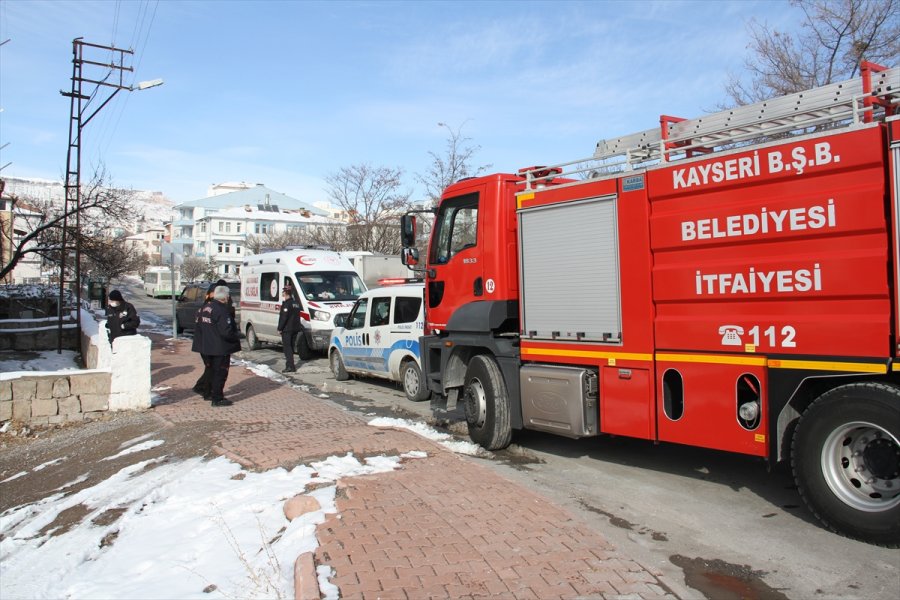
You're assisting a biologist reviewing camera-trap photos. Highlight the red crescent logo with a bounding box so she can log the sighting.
[296,255,316,266]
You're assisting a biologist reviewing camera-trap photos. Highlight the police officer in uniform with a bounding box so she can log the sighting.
[278,286,302,373]
[197,285,241,406]
[105,290,140,343]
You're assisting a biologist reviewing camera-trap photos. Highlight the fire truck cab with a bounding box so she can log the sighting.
[402,64,900,546]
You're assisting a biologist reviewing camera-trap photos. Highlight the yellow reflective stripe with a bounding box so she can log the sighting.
[521,346,652,362]
[768,359,886,373]
[517,192,535,209]
[655,353,767,367]
[523,347,887,373]
[892,362,900,372]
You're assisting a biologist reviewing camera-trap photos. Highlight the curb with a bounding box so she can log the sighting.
[294,551,319,600]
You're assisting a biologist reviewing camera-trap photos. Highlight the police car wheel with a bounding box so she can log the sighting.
[331,350,349,381]
[463,355,512,451]
[402,361,429,402]
[792,382,900,547]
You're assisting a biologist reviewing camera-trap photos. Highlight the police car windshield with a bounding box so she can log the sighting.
[295,271,364,302]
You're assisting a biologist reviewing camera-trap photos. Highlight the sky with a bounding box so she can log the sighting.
[0,0,797,206]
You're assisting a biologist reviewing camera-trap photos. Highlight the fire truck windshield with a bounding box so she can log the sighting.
[432,193,478,264]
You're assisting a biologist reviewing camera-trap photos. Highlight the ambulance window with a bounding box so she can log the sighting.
[260,272,280,301]
[348,298,368,330]
[371,297,391,327]
[431,193,478,264]
[394,296,421,324]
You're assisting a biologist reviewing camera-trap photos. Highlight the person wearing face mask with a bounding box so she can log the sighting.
[105,290,140,343]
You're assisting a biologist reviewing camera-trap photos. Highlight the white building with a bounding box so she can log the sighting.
[124,226,167,264]
[193,204,343,276]
[170,184,327,261]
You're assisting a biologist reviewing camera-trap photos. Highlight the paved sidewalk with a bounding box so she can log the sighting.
[151,337,680,599]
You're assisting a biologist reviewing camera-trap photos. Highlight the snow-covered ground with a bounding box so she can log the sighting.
[0,446,427,599]
[0,350,80,375]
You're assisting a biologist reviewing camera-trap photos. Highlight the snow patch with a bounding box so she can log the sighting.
[368,417,490,457]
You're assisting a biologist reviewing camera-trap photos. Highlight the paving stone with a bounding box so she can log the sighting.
[0,381,11,401]
[69,374,110,396]
[36,378,54,400]
[11,379,36,401]
[0,400,11,422]
[31,398,58,417]
[79,394,109,412]
[58,396,81,415]
[12,400,31,421]
[148,336,671,600]
[52,377,71,398]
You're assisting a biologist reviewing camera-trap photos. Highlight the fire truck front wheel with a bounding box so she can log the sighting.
[463,355,512,450]
[792,382,900,547]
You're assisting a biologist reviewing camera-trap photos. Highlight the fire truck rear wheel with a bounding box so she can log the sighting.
[463,355,512,450]
[245,324,261,350]
[791,382,900,547]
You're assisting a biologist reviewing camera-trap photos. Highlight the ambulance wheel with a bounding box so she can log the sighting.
[792,382,900,547]
[330,350,349,381]
[245,324,261,350]
[463,355,512,450]
[296,332,313,360]
[402,360,430,402]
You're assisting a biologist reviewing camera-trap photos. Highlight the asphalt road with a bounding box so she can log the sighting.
[127,283,899,600]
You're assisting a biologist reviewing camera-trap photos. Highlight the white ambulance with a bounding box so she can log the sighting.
[328,283,429,402]
[240,249,366,358]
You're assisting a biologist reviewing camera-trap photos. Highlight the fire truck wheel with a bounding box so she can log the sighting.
[296,332,313,360]
[245,324,261,350]
[330,350,349,381]
[402,360,430,402]
[791,382,900,547]
[463,355,512,450]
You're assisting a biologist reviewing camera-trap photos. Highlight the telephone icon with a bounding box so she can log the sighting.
[719,325,744,346]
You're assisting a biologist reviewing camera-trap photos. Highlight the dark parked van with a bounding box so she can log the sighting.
[175,281,241,333]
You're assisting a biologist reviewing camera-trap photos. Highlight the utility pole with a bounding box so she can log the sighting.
[57,38,162,353]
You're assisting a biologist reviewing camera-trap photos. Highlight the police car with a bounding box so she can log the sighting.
[328,282,429,402]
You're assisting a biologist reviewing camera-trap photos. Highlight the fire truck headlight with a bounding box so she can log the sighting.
[311,310,330,322]
[738,401,760,422]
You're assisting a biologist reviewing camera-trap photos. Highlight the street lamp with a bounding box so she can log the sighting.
[56,38,163,353]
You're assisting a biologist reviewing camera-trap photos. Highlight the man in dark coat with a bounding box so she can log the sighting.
[105,290,140,343]
[277,286,303,373]
[190,284,217,400]
[196,285,241,407]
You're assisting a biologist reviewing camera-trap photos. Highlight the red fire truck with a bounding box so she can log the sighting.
[400,63,900,546]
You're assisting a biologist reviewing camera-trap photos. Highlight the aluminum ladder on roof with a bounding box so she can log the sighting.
[520,64,899,190]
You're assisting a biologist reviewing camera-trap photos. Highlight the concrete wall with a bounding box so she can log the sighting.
[1,309,151,425]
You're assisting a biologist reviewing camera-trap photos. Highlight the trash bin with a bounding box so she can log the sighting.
[88,281,108,310]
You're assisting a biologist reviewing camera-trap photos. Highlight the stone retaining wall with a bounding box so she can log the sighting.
[1,308,151,426]
[0,371,112,426]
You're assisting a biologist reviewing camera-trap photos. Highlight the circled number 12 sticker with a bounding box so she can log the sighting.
[485,278,495,294]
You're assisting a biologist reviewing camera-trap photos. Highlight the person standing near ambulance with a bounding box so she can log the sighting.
[277,286,302,373]
[197,285,241,406]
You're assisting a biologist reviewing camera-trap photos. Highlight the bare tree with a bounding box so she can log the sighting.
[726,0,899,105]
[81,234,147,281]
[416,121,492,205]
[0,169,134,281]
[180,256,208,282]
[325,164,412,254]
[244,229,313,255]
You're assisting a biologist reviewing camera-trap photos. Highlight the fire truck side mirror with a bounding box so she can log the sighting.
[400,214,416,248]
[401,247,419,266]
